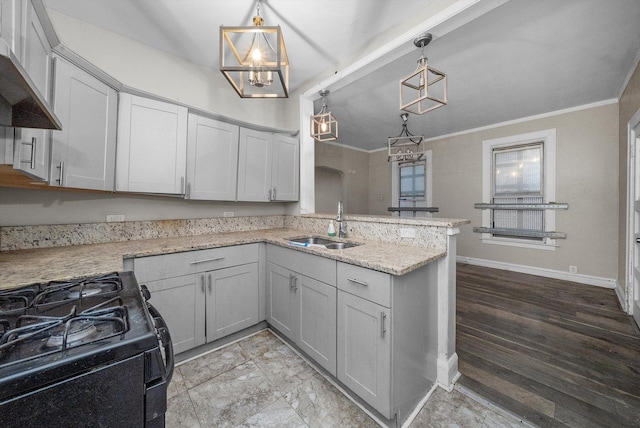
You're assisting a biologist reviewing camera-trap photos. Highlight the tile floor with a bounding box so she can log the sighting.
[166,329,527,428]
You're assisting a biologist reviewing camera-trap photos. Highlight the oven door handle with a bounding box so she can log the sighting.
[147,303,174,384]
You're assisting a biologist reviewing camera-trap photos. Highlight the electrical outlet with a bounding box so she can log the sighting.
[569,266,578,274]
[400,228,416,238]
[223,211,235,217]
[106,214,125,223]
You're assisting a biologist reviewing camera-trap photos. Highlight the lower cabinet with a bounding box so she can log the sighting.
[337,290,391,417]
[132,244,260,354]
[266,245,337,375]
[205,263,259,341]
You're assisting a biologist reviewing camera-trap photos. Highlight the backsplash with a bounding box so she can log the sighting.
[1,214,467,252]
[0,216,286,251]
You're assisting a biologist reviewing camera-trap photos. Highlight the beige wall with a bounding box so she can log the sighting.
[314,142,370,215]
[434,103,619,279]
[618,63,640,295]
[368,150,392,216]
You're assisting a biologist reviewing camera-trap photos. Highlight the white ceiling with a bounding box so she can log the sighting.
[43,0,640,151]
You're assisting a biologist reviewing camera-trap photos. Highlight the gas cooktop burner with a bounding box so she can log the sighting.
[45,320,98,348]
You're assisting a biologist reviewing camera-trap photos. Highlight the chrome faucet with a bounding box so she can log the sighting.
[336,201,347,238]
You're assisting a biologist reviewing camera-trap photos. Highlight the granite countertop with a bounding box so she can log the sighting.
[0,228,447,290]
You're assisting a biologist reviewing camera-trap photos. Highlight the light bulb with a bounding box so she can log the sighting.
[320,121,328,133]
[252,48,261,62]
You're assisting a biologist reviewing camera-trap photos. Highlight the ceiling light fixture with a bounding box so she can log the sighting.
[310,90,338,142]
[400,32,447,115]
[220,0,289,98]
[388,113,425,162]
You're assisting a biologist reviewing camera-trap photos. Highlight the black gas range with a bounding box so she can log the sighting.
[0,271,173,428]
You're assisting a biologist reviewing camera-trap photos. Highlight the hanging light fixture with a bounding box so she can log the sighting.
[220,0,289,98]
[310,90,338,142]
[388,113,425,162]
[400,32,447,114]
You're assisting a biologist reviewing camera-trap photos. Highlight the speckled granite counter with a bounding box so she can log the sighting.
[0,228,447,290]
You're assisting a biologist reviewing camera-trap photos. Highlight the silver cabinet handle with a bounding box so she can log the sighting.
[292,275,297,291]
[347,278,368,287]
[56,161,64,186]
[21,137,36,169]
[268,188,272,201]
[380,312,387,337]
[208,274,212,294]
[181,176,185,195]
[190,257,224,265]
[272,187,277,201]
[186,182,191,199]
[200,275,205,293]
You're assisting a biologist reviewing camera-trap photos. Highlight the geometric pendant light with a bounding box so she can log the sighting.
[310,90,338,142]
[400,32,447,114]
[388,113,425,162]
[220,0,289,98]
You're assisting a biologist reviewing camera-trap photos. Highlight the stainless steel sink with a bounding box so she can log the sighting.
[289,236,335,246]
[324,242,359,250]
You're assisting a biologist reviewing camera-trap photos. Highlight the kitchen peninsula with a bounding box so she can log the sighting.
[0,213,468,426]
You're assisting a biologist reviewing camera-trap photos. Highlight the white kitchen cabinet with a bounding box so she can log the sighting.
[237,128,299,202]
[49,55,117,190]
[337,290,391,416]
[205,263,259,341]
[116,93,187,194]
[11,0,51,181]
[143,274,205,354]
[186,114,239,200]
[271,133,299,201]
[237,127,272,201]
[266,244,336,374]
[0,0,24,60]
[133,244,260,354]
[265,261,299,342]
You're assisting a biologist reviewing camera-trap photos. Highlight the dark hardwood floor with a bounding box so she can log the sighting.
[456,263,640,428]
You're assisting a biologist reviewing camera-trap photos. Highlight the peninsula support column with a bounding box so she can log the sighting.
[436,227,460,390]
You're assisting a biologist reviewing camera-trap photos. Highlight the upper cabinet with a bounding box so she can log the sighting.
[237,128,299,202]
[116,93,187,195]
[186,114,239,201]
[271,133,299,201]
[49,55,117,191]
[10,0,51,180]
[0,0,24,60]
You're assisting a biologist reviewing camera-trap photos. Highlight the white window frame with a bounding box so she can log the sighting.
[391,150,433,216]
[481,129,556,250]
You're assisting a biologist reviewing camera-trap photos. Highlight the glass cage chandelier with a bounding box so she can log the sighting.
[388,113,425,162]
[400,32,447,114]
[220,0,289,98]
[310,90,338,142]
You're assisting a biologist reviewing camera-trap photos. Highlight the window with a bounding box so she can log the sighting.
[400,163,425,199]
[482,129,556,249]
[391,151,433,217]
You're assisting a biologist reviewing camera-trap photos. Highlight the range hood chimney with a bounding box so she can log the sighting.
[0,40,61,130]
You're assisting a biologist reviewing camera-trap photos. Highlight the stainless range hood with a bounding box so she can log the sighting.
[0,40,61,130]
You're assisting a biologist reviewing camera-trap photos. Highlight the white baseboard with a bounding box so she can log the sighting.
[457,256,617,289]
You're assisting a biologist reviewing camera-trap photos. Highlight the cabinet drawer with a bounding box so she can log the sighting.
[135,244,259,281]
[337,262,390,308]
[267,244,336,286]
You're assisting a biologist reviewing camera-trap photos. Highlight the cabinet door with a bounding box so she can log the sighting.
[337,290,391,418]
[237,127,273,201]
[116,93,187,194]
[49,56,117,190]
[206,263,259,341]
[266,262,298,341]
[0,0,23,59]
[145,274,206,354]
[271,134,299,201]
[298,275,337,375]
[12,0,50,180]
[186,115,239,200]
